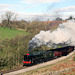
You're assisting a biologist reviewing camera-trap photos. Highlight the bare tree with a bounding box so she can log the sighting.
[65,15,73,20]
[52,10,62,20]
[2,11,17,28]
[68,15,73,20]
[55,17,62,21]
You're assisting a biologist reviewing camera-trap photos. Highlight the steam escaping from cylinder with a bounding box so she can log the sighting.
[29,20,75,51]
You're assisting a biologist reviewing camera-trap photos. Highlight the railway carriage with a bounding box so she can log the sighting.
[23,46,74,66]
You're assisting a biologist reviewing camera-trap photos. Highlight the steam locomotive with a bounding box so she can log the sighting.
[23,46,74,66]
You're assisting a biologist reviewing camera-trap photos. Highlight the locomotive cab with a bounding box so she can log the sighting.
[23,53,32,66]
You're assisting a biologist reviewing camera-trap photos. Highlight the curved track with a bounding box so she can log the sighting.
[3,50,75,75]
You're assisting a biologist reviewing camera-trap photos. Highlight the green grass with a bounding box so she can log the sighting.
[0,26,28,41]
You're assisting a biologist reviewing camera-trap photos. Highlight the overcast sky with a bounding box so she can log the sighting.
[0,0,75,21]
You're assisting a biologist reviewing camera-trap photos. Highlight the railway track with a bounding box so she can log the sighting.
[0,66,27,74]
[1,50,75,75]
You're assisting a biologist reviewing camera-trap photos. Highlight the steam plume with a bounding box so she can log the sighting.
[29,20,75,51]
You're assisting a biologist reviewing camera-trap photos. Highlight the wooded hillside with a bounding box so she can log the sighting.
[0,12,67,71]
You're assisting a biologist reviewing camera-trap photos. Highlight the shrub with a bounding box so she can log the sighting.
[73,56,75,61]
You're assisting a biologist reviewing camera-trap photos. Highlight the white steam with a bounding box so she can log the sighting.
[29,20,75,50]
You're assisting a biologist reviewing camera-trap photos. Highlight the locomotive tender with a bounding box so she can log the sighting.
[23,46,74,66]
